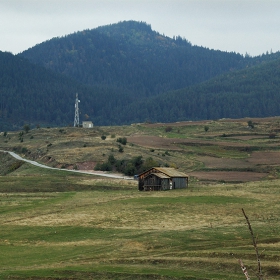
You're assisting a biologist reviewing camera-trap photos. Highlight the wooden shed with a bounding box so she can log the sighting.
[138,167,188,191]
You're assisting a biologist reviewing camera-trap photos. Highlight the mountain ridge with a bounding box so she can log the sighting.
[1,21,280,130]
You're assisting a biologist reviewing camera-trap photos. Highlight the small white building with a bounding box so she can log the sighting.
[82,121,94,128]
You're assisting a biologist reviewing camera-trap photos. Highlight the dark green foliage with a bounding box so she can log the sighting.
[122,58,280,123]
[23,124,30,133]
[118,145,124,153]
[108,154,116,165]
[0,153,24,175]
[8,161,24,173]
[101,135,106,140]
[247,120,254,129]
[21,147,28,154]
[204,126,209,132]
[95,155,157,176]
[20,21,251,98]
[116,137,127,145]
[165,126,173,132]
[269,133,276,139]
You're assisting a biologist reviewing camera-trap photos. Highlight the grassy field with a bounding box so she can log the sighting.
[1,118,280,279]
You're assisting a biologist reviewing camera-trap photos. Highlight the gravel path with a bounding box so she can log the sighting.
[1,150,133,180]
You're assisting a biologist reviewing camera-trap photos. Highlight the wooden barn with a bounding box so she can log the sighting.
[138,167,188,191]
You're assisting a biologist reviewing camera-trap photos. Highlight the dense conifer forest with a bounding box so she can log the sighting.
[1,21,280,130]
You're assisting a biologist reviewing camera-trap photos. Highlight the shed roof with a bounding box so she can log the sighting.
[154,167,187,177]
[150,172,170,179]
[139,167,188,178]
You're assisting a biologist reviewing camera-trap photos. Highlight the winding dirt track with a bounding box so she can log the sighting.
[0,150,133,180]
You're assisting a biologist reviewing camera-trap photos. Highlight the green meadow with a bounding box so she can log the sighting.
[1,118,280,279]
[0,164,280,279]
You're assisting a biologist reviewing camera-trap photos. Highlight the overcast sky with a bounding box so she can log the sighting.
[1,0,279,56]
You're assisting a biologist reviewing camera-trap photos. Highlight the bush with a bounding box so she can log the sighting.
[118,145,124,153]
[108,154,116,165]
[21,147,28,154]
[101,135,106,140]
[247,120,254,129]
[117,137,127,145]
[124,163,136,176]
[269,133,276,139]
[8,161,24,173]
[165,126,173,132]
[23,124,30,133]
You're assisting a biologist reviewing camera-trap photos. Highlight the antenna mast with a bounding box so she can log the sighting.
[73,93,80,127]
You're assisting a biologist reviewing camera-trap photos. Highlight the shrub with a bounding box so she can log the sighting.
[269,133,276,139]
[117,137,127,145]
[124,163,136,176]
[8,161,24,173]
[23,124,30,133]
[118,145,124,153]
[165,126,172,132]
[108,154,116,165]
[101,135,107,140]
[21,147,28,154]
[247,120,254,129]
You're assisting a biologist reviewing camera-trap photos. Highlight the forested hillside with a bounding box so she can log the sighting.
[118,58,280,123]
[20,21,256,98]
[0,51,96,131]
[1,21,280,130]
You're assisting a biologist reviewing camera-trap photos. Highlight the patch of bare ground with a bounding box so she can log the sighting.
[75,161,96,170]
[127,135,255,149]
[189,171,267,182]
[229,135,268,140]
[127,135,184,149]
[248,151,280,165]
[196,156,252,169]
[143,120,211,127]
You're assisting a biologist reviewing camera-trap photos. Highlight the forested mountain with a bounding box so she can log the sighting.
[20,20,259,98]
[0,51,96,131]
[118,58,280,123]
[1,21,280,130]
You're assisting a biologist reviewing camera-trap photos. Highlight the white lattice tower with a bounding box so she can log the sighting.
[73,93,80,127]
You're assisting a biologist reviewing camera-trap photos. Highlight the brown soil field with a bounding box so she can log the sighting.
[127,135,185,149]
[248,151,280,164]
[196,156,252,169]
[128,134,257,149]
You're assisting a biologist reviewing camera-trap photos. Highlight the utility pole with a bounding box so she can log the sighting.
[73,93,80,127]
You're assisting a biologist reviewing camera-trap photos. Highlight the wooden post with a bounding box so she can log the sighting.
[242,208,264,280]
